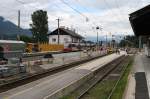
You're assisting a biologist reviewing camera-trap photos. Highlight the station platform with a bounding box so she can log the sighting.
[0,52,125,99]
[124,52,150,99]
[24,51,106,73]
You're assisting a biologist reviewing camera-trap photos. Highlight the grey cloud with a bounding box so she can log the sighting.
[0,0,149,36]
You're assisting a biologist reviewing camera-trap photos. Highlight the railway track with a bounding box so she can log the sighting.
[62,55,131,99]
[78,55,131,99]
[0,53,108,93]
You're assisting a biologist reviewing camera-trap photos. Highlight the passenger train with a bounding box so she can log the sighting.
[0,40,25,52]
[0,40,27,77]
[0,40,25,64]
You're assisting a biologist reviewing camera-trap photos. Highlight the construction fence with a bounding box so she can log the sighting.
[26,43,64,52]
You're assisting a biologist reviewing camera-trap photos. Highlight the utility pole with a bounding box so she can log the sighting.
[56,18,60,44]
[112,35,114,48]
[17,10,20,40]
[96,26,99,51]
[97,31,98,46]
[99,27,103,46]
[106,34,107,47]
[18,10,20,28]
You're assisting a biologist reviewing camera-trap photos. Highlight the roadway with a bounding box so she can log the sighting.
[0,52,125,99]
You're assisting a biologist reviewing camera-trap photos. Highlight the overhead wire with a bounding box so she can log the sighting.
[72,0,104,27]
[103,0,128,34]
[114,0,127,21]
[66,0,115,35]
[60,0,89,22]
[63,0,104,36]
[15,0,47,10]
[0,1,22,22]
[104,0,124,23]
[15,0,26,4]
[59,0,95,37]
[114,0,142,35]
[15,0,144,36]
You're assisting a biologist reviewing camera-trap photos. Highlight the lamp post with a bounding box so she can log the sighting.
[96,26,99,51]
[99,27,103,46]
[96,26,103,51]
[56,18,60,44]
[106,34,107,47]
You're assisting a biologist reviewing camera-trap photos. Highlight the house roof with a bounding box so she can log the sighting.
[0,40,25,44]
[129,5,150,36]
[48,28,84,39]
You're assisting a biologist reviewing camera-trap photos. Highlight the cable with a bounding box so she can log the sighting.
[114,0,127,21]
[103,0,127,33]
[15,0,42,10]
[62,0,105,36]
[60,0,89,22]
[71,0,103,26]
[15,0,26,4]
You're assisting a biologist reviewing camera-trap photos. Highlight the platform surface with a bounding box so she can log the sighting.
[124,52,150,99]
[0,52,124,99]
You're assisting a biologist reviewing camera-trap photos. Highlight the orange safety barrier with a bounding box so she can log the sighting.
[39,43,64,52]
[26,43,64,52]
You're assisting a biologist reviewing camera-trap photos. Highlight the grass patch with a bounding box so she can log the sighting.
[60,89,82,99]
[110,57,134,99]
[60,56,134,99]
[61,80,117,99]
[81,80,116,99]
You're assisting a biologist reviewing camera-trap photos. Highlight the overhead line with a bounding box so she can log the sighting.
[63,0,104,34]
[60,0,89,21]
[15,0,26,4]
[72,0,103,27]
[103,0,126,33]
[114,0,127,20]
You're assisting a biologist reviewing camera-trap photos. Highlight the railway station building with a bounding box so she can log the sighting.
[48,27,84,47]
[129,4,150,56]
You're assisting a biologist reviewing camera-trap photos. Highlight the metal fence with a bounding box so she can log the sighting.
[0,50,108,78]
[22,50,107,73]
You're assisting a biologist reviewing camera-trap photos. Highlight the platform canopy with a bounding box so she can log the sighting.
[129,5,150,36]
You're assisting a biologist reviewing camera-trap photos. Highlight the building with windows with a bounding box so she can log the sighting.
[48,27,84,47]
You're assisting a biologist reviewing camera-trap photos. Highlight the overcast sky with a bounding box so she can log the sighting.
[1,0,150,37]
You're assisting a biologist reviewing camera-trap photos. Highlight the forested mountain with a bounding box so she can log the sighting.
[0,16,31,39]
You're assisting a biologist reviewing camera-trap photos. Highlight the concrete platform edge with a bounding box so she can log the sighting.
[44,55,124,99]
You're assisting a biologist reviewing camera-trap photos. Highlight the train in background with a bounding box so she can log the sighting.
[0,40,26,77]
[0,40,25,63]
[0,40,25,52]
[0,40,82,57]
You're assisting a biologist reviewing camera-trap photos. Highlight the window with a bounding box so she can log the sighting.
[52,38,56,42]
[64,38,68,43]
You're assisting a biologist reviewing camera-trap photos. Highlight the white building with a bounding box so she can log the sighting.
[48,27,84,47]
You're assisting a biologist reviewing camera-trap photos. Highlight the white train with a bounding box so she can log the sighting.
[0,40,25,64]
[0,40,25,52]
[0,40,26,77]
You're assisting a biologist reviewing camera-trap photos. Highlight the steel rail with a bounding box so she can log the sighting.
[77,55,127,99]
[0,53,108,93]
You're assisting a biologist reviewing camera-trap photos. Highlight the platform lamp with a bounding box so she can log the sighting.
[96,26,99,52]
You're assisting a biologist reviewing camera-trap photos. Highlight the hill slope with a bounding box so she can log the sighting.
[0,16,32,39]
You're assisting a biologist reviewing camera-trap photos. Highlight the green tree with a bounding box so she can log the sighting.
[30,10,48,43]
[20,35,32,43]
[119,35,139,48]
